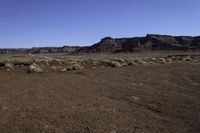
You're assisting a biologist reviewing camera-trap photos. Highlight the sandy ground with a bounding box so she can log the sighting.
[0,63,200,133]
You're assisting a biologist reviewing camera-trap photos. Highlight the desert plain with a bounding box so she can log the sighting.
[0,52,200,133]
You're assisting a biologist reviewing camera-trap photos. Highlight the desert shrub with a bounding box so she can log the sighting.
[27,63,43,73]
[5,63,13,70]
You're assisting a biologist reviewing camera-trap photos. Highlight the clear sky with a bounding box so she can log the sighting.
[0,0,199,48]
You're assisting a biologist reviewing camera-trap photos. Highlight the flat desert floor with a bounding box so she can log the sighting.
[0,62,200,132]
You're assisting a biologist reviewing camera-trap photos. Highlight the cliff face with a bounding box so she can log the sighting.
[81,34,200,53]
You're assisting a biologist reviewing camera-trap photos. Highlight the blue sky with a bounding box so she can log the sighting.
[0,0,199,48]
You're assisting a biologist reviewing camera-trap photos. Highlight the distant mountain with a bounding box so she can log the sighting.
[0,46,80,54]
[0,34,200,54]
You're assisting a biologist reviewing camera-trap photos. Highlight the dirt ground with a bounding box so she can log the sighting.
[0,63,200,133]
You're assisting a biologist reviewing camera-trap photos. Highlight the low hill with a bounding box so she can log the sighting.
[0,46,80,54]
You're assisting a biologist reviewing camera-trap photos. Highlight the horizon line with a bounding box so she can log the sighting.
[1,33,200,49]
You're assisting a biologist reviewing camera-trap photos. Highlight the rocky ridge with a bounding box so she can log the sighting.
[79,34,200,53]
[0,34,200,54]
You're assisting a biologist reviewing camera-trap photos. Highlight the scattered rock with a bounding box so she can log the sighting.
[1,55,199,74]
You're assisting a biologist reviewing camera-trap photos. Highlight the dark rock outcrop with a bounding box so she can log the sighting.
[77,34,200,53]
